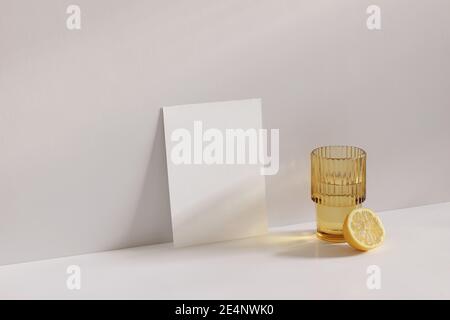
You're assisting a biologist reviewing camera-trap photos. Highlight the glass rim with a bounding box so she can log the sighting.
[311,145,367,160]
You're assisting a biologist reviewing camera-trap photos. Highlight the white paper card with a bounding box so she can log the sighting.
[163,99,268,247]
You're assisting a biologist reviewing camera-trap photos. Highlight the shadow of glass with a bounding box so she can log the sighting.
[212,229,362,259]
[275,239,362,259]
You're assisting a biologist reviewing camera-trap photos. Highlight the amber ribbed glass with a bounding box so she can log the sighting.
[311,146,366,242]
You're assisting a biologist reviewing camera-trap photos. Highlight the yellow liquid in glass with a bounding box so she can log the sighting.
[315,203,361,242]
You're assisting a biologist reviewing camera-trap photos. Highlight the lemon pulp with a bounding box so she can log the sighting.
[343,208,385,251]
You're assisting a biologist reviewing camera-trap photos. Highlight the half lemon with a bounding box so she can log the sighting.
[343,208,385,251]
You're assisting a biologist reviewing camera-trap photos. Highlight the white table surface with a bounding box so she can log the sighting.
[1,202,449,300]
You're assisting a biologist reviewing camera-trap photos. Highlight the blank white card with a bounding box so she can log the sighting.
[163,99,268,246]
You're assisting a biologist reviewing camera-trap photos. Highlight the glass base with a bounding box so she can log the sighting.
[316,231,346,243]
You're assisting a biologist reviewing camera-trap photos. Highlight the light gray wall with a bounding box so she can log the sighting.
[1,0,450,265]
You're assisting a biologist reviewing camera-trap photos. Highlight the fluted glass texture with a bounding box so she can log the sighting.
[311,146,366,207]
